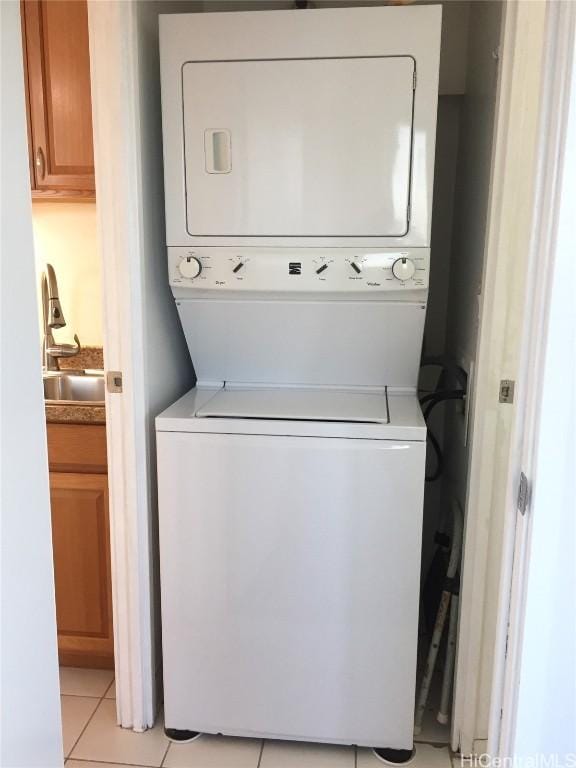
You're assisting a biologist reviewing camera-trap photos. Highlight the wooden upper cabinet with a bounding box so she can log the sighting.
[21,0,95,197]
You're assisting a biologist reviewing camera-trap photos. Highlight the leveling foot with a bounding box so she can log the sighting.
[371,747,416,765]
[164,728,202,744]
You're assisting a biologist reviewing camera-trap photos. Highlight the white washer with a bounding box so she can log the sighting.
[157,4,441,754]
[157,387,425,749]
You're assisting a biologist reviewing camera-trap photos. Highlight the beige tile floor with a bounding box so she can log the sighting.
[60,667,454,768]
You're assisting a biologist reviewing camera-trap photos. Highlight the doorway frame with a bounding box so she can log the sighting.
[85,0,561,740]
[487,0,576,756]
[88,0,157,730]
[450,0,551,755]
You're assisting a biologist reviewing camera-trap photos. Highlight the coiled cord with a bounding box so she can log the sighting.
[419,361,467,482]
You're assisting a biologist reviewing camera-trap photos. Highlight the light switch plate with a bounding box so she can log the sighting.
[499,379,515,404]
[106,371,123,394]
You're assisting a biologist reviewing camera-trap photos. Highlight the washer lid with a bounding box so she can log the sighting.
[195,387,389,424]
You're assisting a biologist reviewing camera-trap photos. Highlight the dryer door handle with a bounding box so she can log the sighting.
[204,129,232,174]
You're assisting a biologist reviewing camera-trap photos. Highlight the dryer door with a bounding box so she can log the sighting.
[182,56,415,238]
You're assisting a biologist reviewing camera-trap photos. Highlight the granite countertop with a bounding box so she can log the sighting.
[58,345,104,371]
[45,346,106,425]
[45,403,106,425]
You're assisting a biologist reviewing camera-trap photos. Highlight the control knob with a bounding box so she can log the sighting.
[178,255,202,279]
[392,257,416,281]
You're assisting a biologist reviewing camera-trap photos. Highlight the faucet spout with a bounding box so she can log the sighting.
[41,263,80,372]
[45,263,66,328]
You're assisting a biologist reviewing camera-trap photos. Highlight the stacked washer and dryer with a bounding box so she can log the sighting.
[156,5,441,760]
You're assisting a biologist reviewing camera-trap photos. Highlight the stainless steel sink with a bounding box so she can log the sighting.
[43,371,105,405]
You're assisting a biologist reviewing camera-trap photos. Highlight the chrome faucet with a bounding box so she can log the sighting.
[41,263,81,371]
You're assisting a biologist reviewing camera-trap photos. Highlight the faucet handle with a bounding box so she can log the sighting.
[46,334,81,358]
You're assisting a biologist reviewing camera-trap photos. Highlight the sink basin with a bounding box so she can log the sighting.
[43,371,105,405]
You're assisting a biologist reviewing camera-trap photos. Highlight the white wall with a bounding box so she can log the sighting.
[32,202,103,347]
[512,39,576,762]
[450,1,556,753]
[445,0,503,425]
[0,2,63,766]
[202,0,471,96]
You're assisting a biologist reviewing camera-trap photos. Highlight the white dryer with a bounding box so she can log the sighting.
[156,4,441,758]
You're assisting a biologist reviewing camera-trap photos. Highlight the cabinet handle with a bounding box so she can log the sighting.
[36,146,45,180]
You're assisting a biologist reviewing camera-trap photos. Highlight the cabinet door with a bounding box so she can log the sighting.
[21,0,95,192]
[50,472,113,668]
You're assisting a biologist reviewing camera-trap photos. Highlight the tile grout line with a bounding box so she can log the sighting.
[64,671,448,768]
[103,677,115,700]
[60,669,115,700]
[64,670,168,768]
[159,738,171,768]
[62,693,107,699]
[160,735,265,768]
[63,671,114,761]
[69,759,157,768]
[256,738,265,768]
[64,695,104,760]
[450,748,462,768]
[67,736,434,768]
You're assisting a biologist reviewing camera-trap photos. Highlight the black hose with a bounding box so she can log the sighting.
[420,391,465,482]
[424,391,465,419]
[425,426,444,482]
[420,389,466,407]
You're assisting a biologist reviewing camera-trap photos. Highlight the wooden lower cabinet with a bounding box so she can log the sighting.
[48,424,113,668]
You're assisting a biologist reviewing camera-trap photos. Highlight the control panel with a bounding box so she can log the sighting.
[169,248,429,294]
